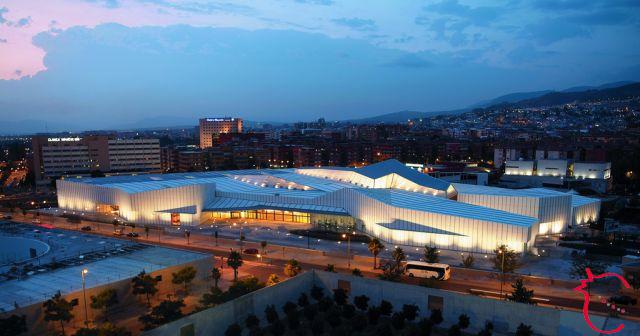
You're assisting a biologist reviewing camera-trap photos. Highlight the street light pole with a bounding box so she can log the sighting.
[81,268,89,326]
[499,248,505,298]
[342,231,354,269]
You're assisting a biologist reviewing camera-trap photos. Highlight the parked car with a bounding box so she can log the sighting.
[32,219,41,224]
[2,214,12,220]
[243,248,259,255]
[80,226,92,231]
[127,232,139,238]
[113,229,124,236]
[609,295,637,306]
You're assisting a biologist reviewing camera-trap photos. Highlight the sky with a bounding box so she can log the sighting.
[0,0,639,133]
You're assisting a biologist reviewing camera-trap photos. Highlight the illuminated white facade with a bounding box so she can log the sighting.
[56,159,600,253]
[504,160,534,176]
[573,162,611,180]
[536,159,567,177]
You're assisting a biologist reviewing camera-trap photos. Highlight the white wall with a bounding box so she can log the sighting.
[504,160,534,176]
[536,159,567,177]
[573,162,611,180]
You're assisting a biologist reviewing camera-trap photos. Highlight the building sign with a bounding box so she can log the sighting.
[205,118,235,122]
[48,137,81,142]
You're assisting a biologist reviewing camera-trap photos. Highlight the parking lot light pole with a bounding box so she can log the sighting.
[81,268,89,326]
[342,231,355,269]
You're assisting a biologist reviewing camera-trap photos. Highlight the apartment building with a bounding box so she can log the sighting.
[198,117,243,149]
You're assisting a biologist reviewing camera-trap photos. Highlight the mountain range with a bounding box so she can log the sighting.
[347,80,638,124]
[1,81,637,134]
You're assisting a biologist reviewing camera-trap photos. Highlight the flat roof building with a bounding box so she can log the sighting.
[56,159,599,253]
[199,117,243,149]
[31,135,161,184]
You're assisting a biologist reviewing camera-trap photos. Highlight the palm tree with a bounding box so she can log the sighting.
[227,251,243,281]
[261,241,268,255]
[368,238,385,269]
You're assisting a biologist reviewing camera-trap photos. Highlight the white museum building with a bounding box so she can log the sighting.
[56,160,601,253]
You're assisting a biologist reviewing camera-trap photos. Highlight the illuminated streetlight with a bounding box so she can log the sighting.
[81,268,89,326]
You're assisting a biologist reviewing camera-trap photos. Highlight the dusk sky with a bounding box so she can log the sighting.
[0,0,639,133]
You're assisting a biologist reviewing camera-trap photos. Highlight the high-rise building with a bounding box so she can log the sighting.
[30,135,161,184]
[199,117,243,149]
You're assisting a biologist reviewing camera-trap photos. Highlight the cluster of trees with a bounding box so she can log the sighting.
[223,285,536,336]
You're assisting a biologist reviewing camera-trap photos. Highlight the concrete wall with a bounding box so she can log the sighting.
[145,271,640,336]
[0,255,213,335]
[145,271,315,336]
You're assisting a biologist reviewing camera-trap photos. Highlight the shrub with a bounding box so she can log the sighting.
[310,285,324,301]
[224,323,242,336]
[282,301,298,315]
[269,320,285,336]
[376,323,394,336]
[333,288,348,305]
[352,268,363,277]
[354,295,370,311]
[318,297,334,312]
[516,323,533,336]
[303,305,318,321]
[311,317,325,336]
[448,324,461,336]
[429,309,443,325]
[478,321,494,336]
[402,304,420,321]
[298,293,310,307]
[379,300,393,316]
[245,314,259,329]
[351,314,368,332]
[287,310,300,330]
[342,304,356,319]
[458,314,470,329]
[264,305,279,324]
[417,318,433,336]
[367,306,381,325]
[326,307,342,329]
[391,312,405,330]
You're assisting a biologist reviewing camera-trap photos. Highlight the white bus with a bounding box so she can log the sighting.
[404,261,451,280]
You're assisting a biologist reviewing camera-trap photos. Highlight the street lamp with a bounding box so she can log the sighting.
[81,268,89,326]
[342,231,355,269]
[498,248,505,299]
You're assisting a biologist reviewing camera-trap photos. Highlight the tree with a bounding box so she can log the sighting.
[351,314,368,332]
[303,305,318,322]
[478,321,494,336]
[43,291,74,336]
[325,264,336,272]
[368,238,385,269]
[461,254,475,268]
[284,259,302,277]
[225,323,242,336]
[392,247,407,273]
[509,278,535,304]
[199,287,224,308]
[0,315,27,336]
[245,314,260,330]
[74,323,131,336]
[516,323,533,336]
[211,267,222,289]
[326,307,342,329]
[493,245,520,274]
[342,304,356,319]
[448,324,461,336]
[417,318,433,336]
[131,271,159,306]
[424,245,440,263]
[379,300,393,316]
[266,273,280,286]
[318,297,334,312]
[391,312,405,330]
[402,304,420,321]
[570,252,609,294]
[224,277,265,301]
[311,317,325,336]
[287,309,301,330]
[265,304,279,324]
[139,299,185,330]
[333,288,348,305]
[172,266,197,294]
[351,268,363,277]
[354,295,369,311]
[310,285,324,301]
[458,314,470,329]
[283,301,298,315]
[429,309,443,325]
[297,293,309,307]
[269,320,285,336]
[260,241,268,254]
[227,251,243,281]
[90,288,119,320]
[367,306,381,325]
[144,225,150,238]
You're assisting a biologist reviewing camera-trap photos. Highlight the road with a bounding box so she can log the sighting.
[9,211,639,321]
